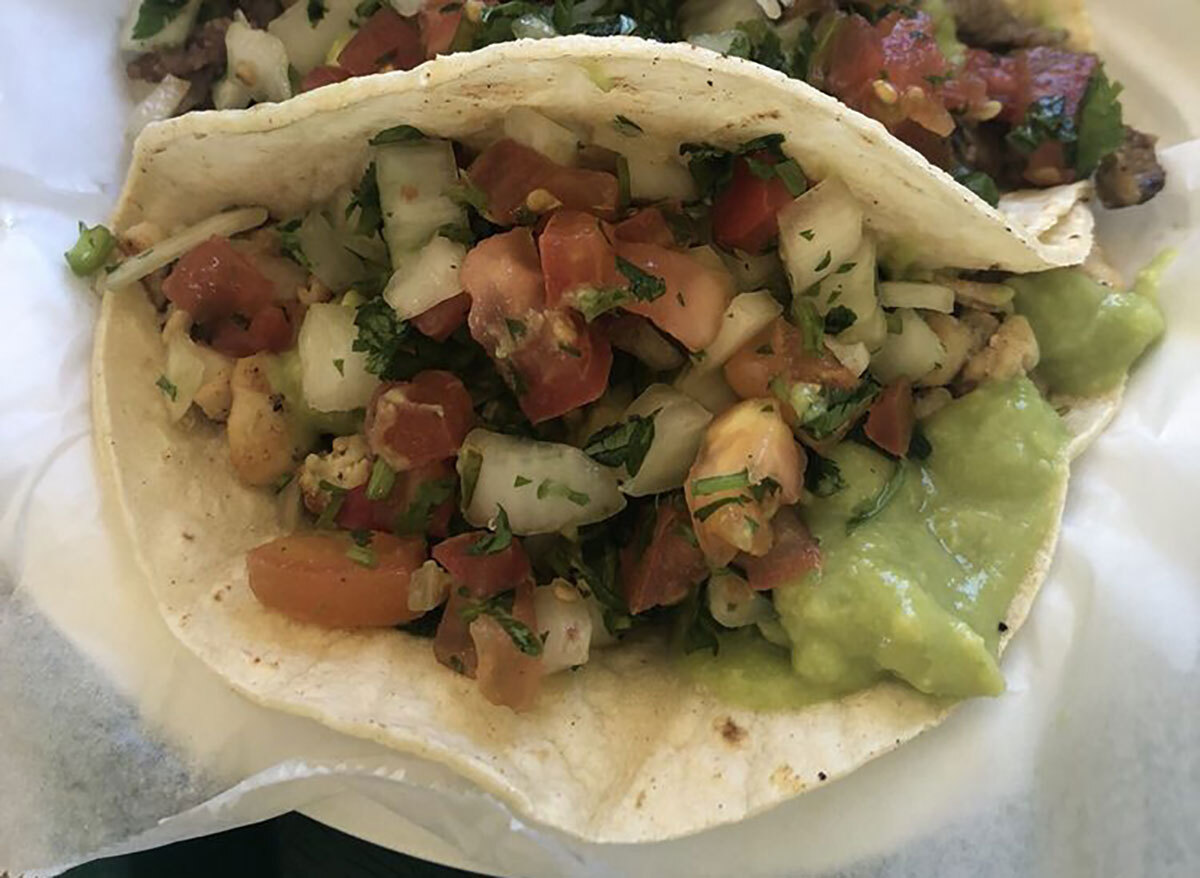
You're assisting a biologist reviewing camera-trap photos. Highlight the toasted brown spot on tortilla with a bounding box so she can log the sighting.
[771,764,803,794]
[718,717,746,745]
[635,790,646,809]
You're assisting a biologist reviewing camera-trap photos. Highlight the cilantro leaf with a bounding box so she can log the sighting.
[801,381,880,440]
[468,506,514,555]
[536,479,591,507]
[1006,95,1076,157]
[616,257,667,301]
[131,0,190,40]
[347,162,382,237]
[1075,69,1125,176]
[582,413,656,477]
[370,124,427,145]
[846,460,906,532]
[804,453,845,497]
[393,478,456,535]
[823,305,857,335]
[352,297,409,376]
[953,168,1001,207]
[307,0,327,25]
[691,469,750,496]
[275,218,311,269]
[460,593,543,656]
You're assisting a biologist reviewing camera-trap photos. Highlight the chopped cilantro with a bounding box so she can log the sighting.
[346,531,377,567]
[513,475,532,488]
[537,479,590,507]
[953,168,1001,207]
[792,299,824,353]
[799,229,815,241]
[616,256,667,301]
[680,133,789,201]
[352,297,409,376]
[458,448,483,506]
[616,154,631,209]
[835,261,857,275]
[613,114,643,136]
[447,180,489,213]
[370,124,427,145]
[131,0,190,40]
[583,413,656,477]
[671,582,719,656]
[846,461,906,532]
[468,505,513,555]
[801,381,880,440]
[1075,69,1125,175]
[805,453,845,497]
[1007,94,1076,157]
[691,469,750,496]
[332,358,345,376]
[393,478,455,535]
[347,162,382,236]
[694,495,748,521]
[275,218,310,268]
[574,286,633,322]
[460,593,543,656]
[815,250,832,272]
[366,458,395,501]
[824,305,857,334]
[155,374,178,402]
[307,0,326,25]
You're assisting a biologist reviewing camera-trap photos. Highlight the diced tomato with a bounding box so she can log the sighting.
[432,533,532,599]
[740,508,821,592]
[246,531,427,628]
[412,292,470,341]
[942,48,1019,119]
[209,304,293,357]
[622,499,708,615]
[463,228,611,422]
[865,379,915,457]
[614,207,677,248]
[1009,47,1098,125]
[538,209,620,308]
[1023,140,1074,186]
[335,460,456,536]
[463,228,545,336]
[471,580,542,711]
[434,587,477,676]
[724,318,860,412]
[611,241,733,352]
[419,0,462,57]
[365,371,474,471]
[825,11,954,138]
[468,139,620,225]
[508,310,612,423]
[685,399,806,567]
[338,8,424,76]
[162,236,276,324]
[299,64,353,93]
[712,154,798,254]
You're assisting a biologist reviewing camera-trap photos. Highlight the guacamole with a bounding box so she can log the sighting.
[1011,268,1166,397]
[689,378,1069,707]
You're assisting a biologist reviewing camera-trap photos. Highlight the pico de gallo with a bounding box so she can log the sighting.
[75,106,1164,711]
[121,0,1162,209]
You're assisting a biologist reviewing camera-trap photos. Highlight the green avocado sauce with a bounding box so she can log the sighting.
[687,378,1068,709]
[1011,266,1166,397]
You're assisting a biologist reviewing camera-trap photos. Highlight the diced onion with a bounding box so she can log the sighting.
[708,569,774,628]
[674,366,740,415]
[943,277,1016,312]
[127,75,190,141]
[458,430,626,535]
[693,291,783,374]
[534,582,594,675]
[105,207,270,290]
[620,384,713,497]
[267,0,359,75]
[879,281,955,313]
[870,308,947,384]
[778,177,863,295]
[606,317,685,371]
[408,560,453,613]
[376,140,464,260]
[213,13,293,110]
[824,337,870,377]
[389,0,424,14]
[591,127,697,202]
[298,210,365,293]
[815,238,876,323]
[161,332,207,422]
[383,236,466,319]
[504,108,581,166]
[719,248,783,292]
[297,303,380,412]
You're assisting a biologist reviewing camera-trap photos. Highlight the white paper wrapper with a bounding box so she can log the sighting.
[2,2,1198,875]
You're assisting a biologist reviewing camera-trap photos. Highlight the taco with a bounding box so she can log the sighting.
[82,38,1164,840]
[119,1,1163,212]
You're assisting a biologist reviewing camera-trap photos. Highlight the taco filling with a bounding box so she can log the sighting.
[119,0,1163,209]
[78,110,1163,711]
